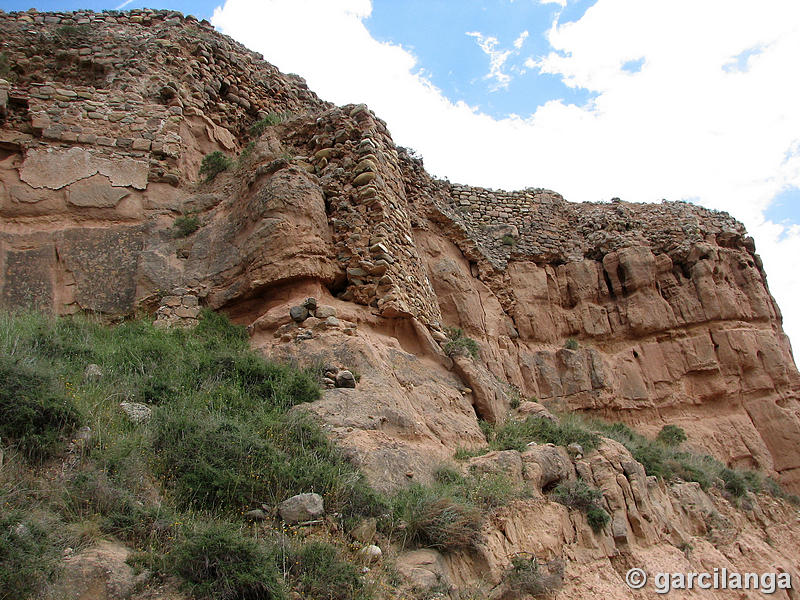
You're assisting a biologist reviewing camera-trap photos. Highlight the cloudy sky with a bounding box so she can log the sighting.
[8,1,800,349]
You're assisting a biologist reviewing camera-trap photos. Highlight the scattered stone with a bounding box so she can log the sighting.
[244,509,267,522]
[278,493,324,524]
[314,304,337,319]
[360,545,382,562]
[84,363,103,381]
[119,401,152,425]
[289,305,309,323]
[302,297,317,311]
[335,370,356,388]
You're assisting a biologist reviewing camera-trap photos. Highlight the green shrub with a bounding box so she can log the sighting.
[249,112,290,136]
[657,424,687,447]
[719,468,748,498]
[552,480,609,533]
[173,522,285,600]
[443,326,479,359]
[289,542,363,600]
[0,510,61,600]
[173,214,201,237]
[552,480,603,512]
[490,416,600,453]
[586,506,610,532]
[0,356,81,461]
[564,338,579,350]
[500,234,516,247]
[199,151,233,181]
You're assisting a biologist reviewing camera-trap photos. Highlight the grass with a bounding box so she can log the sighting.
[505,555,563,597]
[199,151,233,181]
[443,326,479,359]
[0,355,81,461]
[0,509,62,600]
[488,415,600,453]
[249,112,291,136]
[386,466,527,552]
[173,522,286,600]
[500,234,516,247]
[0,52,15,83]
[288,541,365,600]
[564,337,579,350]
[0,309,385,598]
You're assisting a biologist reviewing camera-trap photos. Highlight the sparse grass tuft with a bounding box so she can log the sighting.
[172,213,200,237]
[443,326,479,359]
[489,415,600,453]
[564,337,579,350]
[199,151,233,181]
[289,542,364,600]
[551,480,609,533]
[249,112,291,136]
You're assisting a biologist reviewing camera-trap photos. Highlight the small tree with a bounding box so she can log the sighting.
[657,424,687,447]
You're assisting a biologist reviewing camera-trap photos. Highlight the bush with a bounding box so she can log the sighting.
[172,522,285,600]
[443,326,479,359]
[552,480,609,533]
[586,506,611,532]
[389,485,482,552]
[657,424,687,447]
[564,338,579,350]
[289,542,363,600]
[0,510,61,600]
[199,151,233,181]
[500,234,516,247]
[249,112,289,136]
[173,214,200,237]
[505,556,563,597]
[0,356,81,461]
[490,416,600,453]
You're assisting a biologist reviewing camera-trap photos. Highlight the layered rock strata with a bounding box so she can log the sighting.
[2,10,800,596]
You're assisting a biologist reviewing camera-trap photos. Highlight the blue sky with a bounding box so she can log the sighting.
[4,0,800,347]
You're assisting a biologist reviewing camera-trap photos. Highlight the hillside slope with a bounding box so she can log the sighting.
[1,9,800,599]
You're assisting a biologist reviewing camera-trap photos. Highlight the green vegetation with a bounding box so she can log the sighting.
[551,480,610,533]
[0,309,384,598]
[172,213,200,237]
[0,356,81,461]
[173,522,285,600]
[387,466,527,552]
[488,415,600,453]
[657,424,687,447]
[443,326,480,359]
[500,234,516,247]
[249,112,291,136]
[54,24,93,45]
[288,542,365,600]
[199,151,233,181]
[0,510,61,600]
[564,337,579,350]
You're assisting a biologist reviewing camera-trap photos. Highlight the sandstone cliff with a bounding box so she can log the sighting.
[2,9,800,598]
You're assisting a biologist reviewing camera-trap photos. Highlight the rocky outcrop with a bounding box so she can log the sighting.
[2,10,800,597]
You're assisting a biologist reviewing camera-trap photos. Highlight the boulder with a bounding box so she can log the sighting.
[289,305,309,323]
[335,370,356,388]
[278,493,324,523]
[521,444,575,489]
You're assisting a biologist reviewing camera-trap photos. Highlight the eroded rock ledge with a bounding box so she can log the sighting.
[1,11,800,586]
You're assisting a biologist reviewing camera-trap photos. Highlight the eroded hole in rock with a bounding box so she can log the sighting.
[326,275,348,297]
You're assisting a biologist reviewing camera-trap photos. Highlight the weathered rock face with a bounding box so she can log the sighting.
[2,10,800,597]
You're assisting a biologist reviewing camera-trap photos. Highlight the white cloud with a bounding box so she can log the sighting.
[212,0,800,350]
[540,0,568,6]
